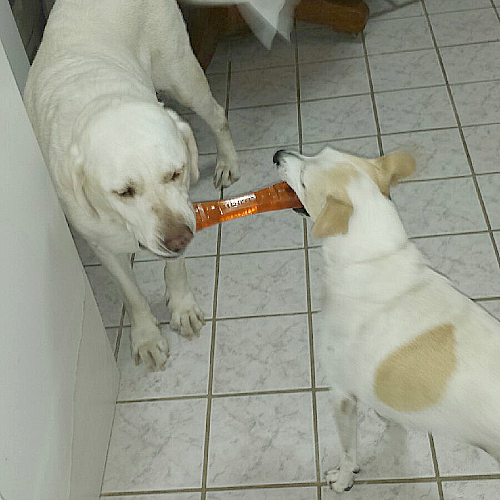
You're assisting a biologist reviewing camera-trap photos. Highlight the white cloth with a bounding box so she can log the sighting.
[180,0,299,48]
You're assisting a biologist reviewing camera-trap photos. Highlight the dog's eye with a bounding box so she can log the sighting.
[171,171,181,181]
[116,186,136,198]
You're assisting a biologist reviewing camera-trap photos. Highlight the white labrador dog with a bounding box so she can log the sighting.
[275,147,500,492]
[24,0,240,370]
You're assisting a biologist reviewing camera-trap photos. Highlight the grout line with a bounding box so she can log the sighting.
[493,0,500,20]
[112,253,135,360]
[100,472,500,497]
[429,434,445,500]
[421,0,500,270]
[199,126,226,499]
[294,32,323,492]
[116,386,330,405]
[304,219,323,500]
[361,32,384,155]
[294,23,303,156]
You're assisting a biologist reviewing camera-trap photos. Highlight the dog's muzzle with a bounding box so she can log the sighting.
[273,149,309,217]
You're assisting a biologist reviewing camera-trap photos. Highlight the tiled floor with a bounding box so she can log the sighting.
[75,1,500,499]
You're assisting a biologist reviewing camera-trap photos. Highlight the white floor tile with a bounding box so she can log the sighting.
[206,487,316,500]
[382,129,470,180]
[302,136,380,158]
[230,66,297,109]
[301,94,377,143]
[463,124,500,174]
[477,173,500,230]
[217,250,307,318]
[375,86,456,134]
[433,436,500,476]
[71,227,99,265]
[452,82,500,127]
[297,26,364,63]
[85,265,124,328]
[477,299,500,320]
[189,154,220,201]
[299,58,370,100]
[212,315,310,394]
[230,35,295,71]
[222,146,296,198]
[106,494,201,500]
[440,42,500,84]
[424,0,492,13]
[132,257,216,324]
[228,104,299,150]
[321,482,440,499]
[308,247,324,312]
[364,17,433,55]
[207,393,316,486]
[317,392,435,480]
[442,480,500,500]
[106,327,118,353]
[392,177,486,237]
[429,9,500,46]
[368,50,444,92]
[220,209,304,254]
[182,113,217,154]
[369,0,424,20]
[102,399,207,493]
[116,324,211,401]
[413,233,500,298]
[206,40,229,75]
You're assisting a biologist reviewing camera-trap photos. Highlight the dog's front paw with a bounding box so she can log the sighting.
[131,325,169,371]
[167,292,206,338]
[214,158,240,188]
[325,464,360,493]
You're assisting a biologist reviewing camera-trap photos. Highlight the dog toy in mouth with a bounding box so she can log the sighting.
[193,181,303,231]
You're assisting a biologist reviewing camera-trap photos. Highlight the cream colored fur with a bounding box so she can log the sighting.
[23,0,241,370]
[276,147,500,492]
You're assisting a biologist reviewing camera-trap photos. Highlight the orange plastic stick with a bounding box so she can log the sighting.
[193,181,303,232]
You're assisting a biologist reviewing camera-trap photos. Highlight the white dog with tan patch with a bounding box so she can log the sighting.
[274,147,500,492]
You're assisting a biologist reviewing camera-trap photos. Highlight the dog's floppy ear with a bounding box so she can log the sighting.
[370,152,415,196]
[312,194,353,239]
[68,143,99,217]
[165,108,199,183]
[177,119,199,183]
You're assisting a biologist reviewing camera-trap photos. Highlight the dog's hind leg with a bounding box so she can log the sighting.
[325,390,360,493]
[91,246,169,371]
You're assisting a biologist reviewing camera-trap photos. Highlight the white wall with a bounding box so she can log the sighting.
[0,4,119,499]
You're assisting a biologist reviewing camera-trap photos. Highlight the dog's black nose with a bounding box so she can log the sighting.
[273,149,286,165]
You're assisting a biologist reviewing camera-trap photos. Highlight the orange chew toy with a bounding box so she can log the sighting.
[193,181,303,232]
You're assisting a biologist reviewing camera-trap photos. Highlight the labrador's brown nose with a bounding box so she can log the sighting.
[162,224,193,253]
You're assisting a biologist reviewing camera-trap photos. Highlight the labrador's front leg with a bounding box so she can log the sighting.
[165,257,205,338]
[91,246,169,371]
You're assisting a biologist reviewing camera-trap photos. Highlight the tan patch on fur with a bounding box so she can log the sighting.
[374,323,457,412]
[310,165,359,238]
